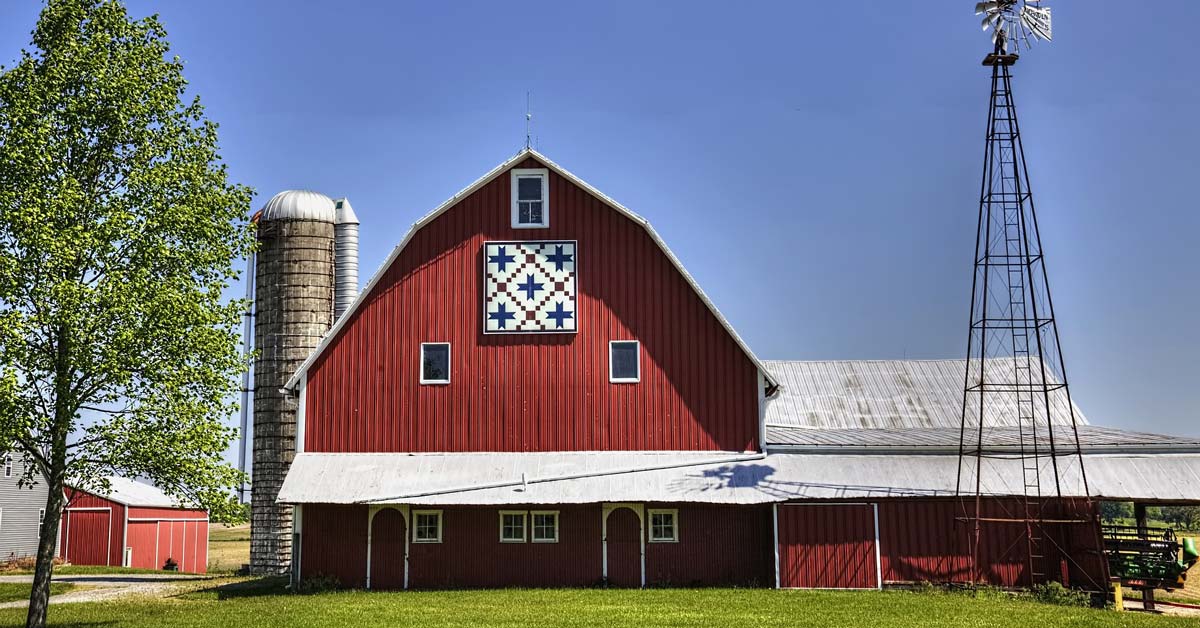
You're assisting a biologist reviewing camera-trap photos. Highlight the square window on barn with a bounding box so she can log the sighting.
[511,169,549,228]
[412,510,442,543]
[648,509,678,543]
[420,343,450,385]
[609,340,640,383]
[499,511,526,543]
[531,511,559,543]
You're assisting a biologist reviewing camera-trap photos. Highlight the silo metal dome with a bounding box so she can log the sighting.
[260,190,336,223]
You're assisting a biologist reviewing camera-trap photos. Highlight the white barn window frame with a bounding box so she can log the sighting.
[510,168,550,229]
[420,342,451,385]
[648,508,678,543]
[609,340,641,383]
[531,510,559,543]
[499,510,527,543]
[412,510,443,543]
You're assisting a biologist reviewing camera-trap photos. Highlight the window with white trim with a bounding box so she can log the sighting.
[499,511,526,543]
[531,511,559,543]
[609,340,640,383]
[38,509,44,531]
[420,343,450,385]
[648,509,678,543]
[3,455,11,478]
[412,510,442,543]
[511,169,549,228]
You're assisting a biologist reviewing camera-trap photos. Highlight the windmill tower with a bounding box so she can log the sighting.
[954,1,1103,589]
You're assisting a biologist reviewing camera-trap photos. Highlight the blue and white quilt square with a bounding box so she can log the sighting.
[484,241,577,333]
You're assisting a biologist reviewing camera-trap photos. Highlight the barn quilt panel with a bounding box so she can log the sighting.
[483,241,577,333]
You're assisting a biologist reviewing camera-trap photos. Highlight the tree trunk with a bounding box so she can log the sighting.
[27,325,72,628]
[25,471,64,628]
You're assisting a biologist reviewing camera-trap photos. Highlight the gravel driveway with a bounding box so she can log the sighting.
[0,573,212,608]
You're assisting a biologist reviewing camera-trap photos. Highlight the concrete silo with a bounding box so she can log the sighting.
[250,190,336,575]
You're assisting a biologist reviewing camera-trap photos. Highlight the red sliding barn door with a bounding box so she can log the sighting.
[777,503,879,589]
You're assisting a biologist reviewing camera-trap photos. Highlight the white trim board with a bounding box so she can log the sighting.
[282,148,778,393]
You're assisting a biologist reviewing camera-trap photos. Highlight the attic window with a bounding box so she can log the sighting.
[511,169,549,228]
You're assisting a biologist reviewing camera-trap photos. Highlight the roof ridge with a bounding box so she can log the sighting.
[283,147,777,390]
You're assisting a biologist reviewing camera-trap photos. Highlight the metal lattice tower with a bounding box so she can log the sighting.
[954,38,1099,588]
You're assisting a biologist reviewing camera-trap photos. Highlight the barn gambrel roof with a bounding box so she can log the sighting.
[283,148,777,391]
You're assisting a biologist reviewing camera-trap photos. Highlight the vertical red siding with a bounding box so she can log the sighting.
[778,504,879,589]
[299,503,775,589]
[61,488,209,572]
[876,498,1105,589]
[126,521,158,569]
[60,510,114,567]
[300,504,369,588]
[645,504,773,587]
[127,506,208,520]
[408,505,603,588]
[62,489,124,567]
[304,157,760,454]
[125,506,209,574]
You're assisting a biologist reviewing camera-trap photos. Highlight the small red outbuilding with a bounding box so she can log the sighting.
[59,476,209,573]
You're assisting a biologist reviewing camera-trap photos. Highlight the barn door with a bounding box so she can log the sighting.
[777,503,880,589]
[603,504,643,587]
[62,509,112,566]
[369,508,407,590]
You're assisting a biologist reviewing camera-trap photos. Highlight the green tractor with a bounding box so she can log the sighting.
[1103,525,1200,591]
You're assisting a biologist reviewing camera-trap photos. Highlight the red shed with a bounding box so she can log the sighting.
[60,476,209,573]
[269,148,1200,590]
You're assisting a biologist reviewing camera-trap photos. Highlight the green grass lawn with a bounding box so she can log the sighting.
[0,583,1195,628]
[0,582,73,604]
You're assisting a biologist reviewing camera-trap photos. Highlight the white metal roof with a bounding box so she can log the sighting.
[283,148,776,391]
[260,189,336,223]
[276,451,1200,505]
[766,425,1200,454]
[763,359,1087,430]
[75,475,179,508]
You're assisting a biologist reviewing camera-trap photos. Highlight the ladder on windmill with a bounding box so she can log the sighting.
[991,76,1046,584]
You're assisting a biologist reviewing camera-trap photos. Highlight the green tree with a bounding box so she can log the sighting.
[0,2,254,626]
[1100,501,1132,524]
[1160,506,1200,531]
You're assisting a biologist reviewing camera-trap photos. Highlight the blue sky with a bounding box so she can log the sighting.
[1,1,1197,452]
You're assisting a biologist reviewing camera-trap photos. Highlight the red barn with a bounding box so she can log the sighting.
[276,149,1200,590]
[60,476,209,573]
